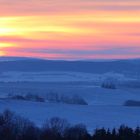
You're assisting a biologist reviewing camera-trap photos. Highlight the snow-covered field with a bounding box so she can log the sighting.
[0,67,140,131]
[0,71,140,131]
[0,71,128,82]
[0,99,140,132]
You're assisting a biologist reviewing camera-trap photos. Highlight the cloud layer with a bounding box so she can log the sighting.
[0,0,140,59]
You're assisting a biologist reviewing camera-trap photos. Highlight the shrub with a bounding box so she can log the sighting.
[124,100,140,106]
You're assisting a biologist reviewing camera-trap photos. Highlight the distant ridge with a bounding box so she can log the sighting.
[0,57,140,76]
[1,56,140,62]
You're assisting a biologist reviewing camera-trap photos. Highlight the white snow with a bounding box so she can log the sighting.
[0,71,140,132]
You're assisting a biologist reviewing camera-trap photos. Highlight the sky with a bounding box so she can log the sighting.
[0,0,140,60]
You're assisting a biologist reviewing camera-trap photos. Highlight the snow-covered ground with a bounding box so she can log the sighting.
[0,99,140,132]
[0,71,140,131]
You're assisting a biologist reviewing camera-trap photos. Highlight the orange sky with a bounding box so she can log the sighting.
[0,0,140,59]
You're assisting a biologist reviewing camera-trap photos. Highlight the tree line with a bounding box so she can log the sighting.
[0,110,139,140]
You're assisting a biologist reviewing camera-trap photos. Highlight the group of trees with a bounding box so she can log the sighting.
[100,73,124,89]
[101,77,117,89]
[8,93,88,105]
[46,92,88,105]
[0,110,140,140]
[8,93,45,102]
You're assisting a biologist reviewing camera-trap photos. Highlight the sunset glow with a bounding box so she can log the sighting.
[0,0,140,59]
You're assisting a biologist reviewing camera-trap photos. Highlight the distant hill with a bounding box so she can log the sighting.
[0,57,140,76]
